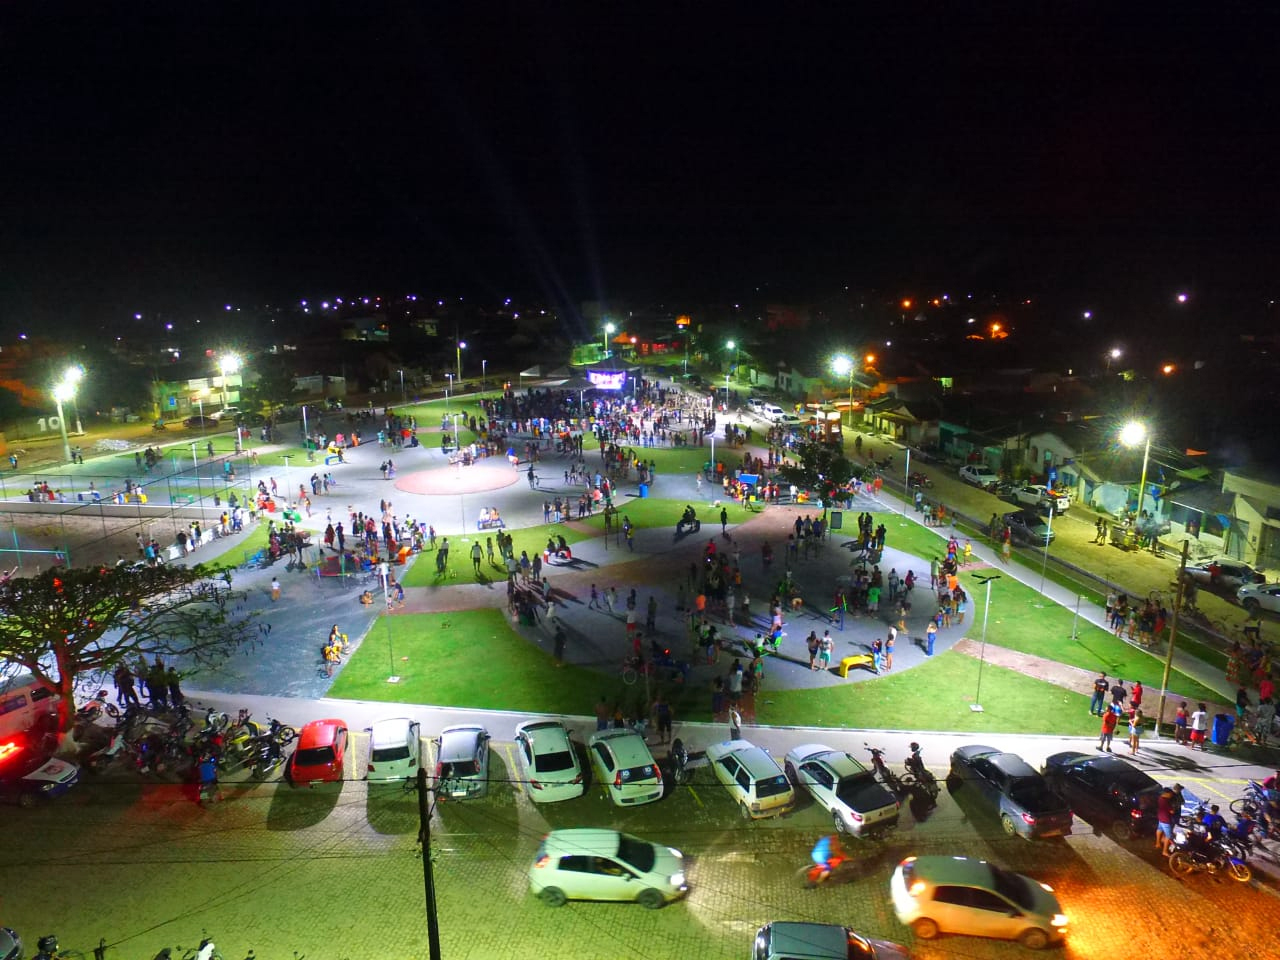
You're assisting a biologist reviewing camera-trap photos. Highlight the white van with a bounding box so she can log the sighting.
[0,673,59,741]
[761,403,786,422]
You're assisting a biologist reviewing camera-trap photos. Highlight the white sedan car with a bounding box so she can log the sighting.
[784,744,899,836]
[514,719,585,802]
[365,717,420,780]
[1238,582,1280,616]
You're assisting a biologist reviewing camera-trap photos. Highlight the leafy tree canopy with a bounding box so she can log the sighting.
[0,564,256,734]
[775,438,862,503]
[239,355,299,419]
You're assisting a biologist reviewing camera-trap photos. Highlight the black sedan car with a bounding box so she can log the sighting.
[183,414,216,429]
[948,745,1072,840]
[1041,751,1163,840]
[1002,511,1056,546]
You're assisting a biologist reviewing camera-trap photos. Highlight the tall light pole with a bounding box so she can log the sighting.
[1105,347,1122,374]
[456,340,467,382]
[726,340,740,384]
[219,354,241,409]
[602,322,615,360]
[481,359,488,384]
[971,573,1001,713]
[831,354,855,427]
[63,365,84,434]
[53,382,74,461]
[445,373,454,415]
[399,369,406,404]
[1120,421,1152,523]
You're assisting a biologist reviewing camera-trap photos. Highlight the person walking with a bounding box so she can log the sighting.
[470,541,483,574]
[553,625,567,666]
[1174,701,1189,745]
[1110,678,1127,710]
[653,693,673,746]
[588,584,600,610]
[925,620,937,657]
[727,661,744,703]
[165,666,185,707]
[1155,784,1181,855]
[885,626,896,670]
[1098,707,1118,752]
[819,631,833,671]
[1090,672,1108,716]
[720,506,729,535]
[728,705,743,741]
[594,696,610,731]
[1189,702,1209,750]
[807,632,820,671]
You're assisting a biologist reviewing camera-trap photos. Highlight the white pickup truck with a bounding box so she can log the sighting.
[784,744,900,837]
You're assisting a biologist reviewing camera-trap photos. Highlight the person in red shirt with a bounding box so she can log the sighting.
[1130,680,1144,710]
[1098,708,1118,752]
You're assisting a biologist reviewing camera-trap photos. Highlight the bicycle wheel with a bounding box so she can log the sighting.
[621,667,637,686]
[1230,797,1259,817]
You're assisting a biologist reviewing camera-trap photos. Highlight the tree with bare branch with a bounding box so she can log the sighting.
[0,564,257,741]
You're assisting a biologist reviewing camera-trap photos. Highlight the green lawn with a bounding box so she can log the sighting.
[958,568,1224,704]
[398,522,596,587]
[329,611,1102,735]
[758,653,1099,735]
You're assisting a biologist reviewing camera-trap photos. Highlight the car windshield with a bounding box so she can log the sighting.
[989,864,1035,910]
[835,772,877,805]
[534,749,575,773]
[372,745,410,763]
[619,764,655,783]
[616,835,657,872]
[756,774,792,798]
[441,759,478,778]
[294,746,335,767]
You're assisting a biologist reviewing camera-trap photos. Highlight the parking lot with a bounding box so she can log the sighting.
[5,726,1279,960]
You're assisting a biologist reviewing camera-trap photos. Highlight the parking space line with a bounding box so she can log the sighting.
[685,784,703,807]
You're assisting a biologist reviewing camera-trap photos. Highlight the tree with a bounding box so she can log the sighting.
[239,355,299,420]
[0,564,256,741]
[775,438,861,503]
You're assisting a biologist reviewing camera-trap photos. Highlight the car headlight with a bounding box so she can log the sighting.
[40,782,58,792]
[667,847,683,859]
[670,871,686,888]
[1051,914,1069,928]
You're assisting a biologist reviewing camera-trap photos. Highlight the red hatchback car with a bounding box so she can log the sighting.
[287,718,349,786]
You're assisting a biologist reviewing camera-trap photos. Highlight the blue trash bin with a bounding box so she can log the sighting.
[638,483,648,498]
[1211,713,1235,746]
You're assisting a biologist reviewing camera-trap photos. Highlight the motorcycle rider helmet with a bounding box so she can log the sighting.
[909,742,921,752]
[37,935,59,953]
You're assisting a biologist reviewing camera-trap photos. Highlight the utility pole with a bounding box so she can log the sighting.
[417,767,443,960]
[1155,540,1191,739]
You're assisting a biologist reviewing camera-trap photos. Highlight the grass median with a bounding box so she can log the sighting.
[329,609,1101,735]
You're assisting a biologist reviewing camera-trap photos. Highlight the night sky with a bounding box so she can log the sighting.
[2,4,1278,335]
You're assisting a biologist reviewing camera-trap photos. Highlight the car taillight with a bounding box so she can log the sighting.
[851,811,864,822]
[1022,812,1037,824]
[367,763,375,773]
[614,770,622,788]
[572,772,582,784]
[530,778,542,790]
[435,762,443,778]
[654,766,662,783]
[1131,808,1142,819]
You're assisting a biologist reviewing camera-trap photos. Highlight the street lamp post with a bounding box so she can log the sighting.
[971,573,1002,712]
[63,365,84,434]
[445,373,454,415]
[831,355,855,427]
[1120,422,1152,523]
[456,341,467,383]
[399,369,406,404]
[219,354,241,409]
[1106,348,1122,374]
[482,359,487,384]
[603,322,616,360]
[726,340,740,384]
[53,382,74,461]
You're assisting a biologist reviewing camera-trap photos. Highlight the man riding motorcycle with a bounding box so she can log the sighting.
[809,833,848,884]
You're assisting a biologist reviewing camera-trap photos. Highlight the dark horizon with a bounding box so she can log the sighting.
[2,5,1278,335]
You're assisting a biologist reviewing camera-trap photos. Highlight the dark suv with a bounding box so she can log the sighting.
[1041,751,1162,840]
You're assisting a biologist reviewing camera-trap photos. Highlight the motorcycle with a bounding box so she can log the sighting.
[154,933,225,960]
[226,712,296,760]
[247,736,287,780]
[908,472,933,489]
[864,743,903,794]
[152,419,168,432]
[900,742,939,803]
[670,738,691,785]
[76,690,121,725]
[1168,824,1251,882]
[86,727,134,773]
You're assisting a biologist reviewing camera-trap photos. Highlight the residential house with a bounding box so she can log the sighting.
[1221,469,1280,570]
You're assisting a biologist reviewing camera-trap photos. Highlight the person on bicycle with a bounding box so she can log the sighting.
[810,833,847,883]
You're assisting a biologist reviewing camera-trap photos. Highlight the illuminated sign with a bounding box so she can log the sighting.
[676,315,691,327]
[586,370,627,391]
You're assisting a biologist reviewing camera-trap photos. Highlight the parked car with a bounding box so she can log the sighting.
[209,405,241,422]
[365,717,420,781]
[433,724,490,799]
[706,739,794,820]
[1238,581,1280,615]
[959,464,1000,489]
[746,397,765,412]
[1011,484,1071,512]
[947,745,1072,840]
[0,740,81,807]
[1002,511,1056,546]
[783,743,899,836]
[287,718,349,786]
[587,729,662,806]
[889,855,1068,949]
[529,828,687,909]
[753,922,910,960]
[514,719,585,803]
[183,415,215,429]
[1183,559,1265,592]
[1041,751,1162,840]
[0,927,20,960]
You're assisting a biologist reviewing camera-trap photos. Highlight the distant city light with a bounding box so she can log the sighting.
[134,313,143,320]
[165,323,173,330]
[901,299,912,309]
[1083,311,1092,319]
[1162,363,1176,374]
[1176,293,1188,303]
[224,304,231,311]
[301,300,308,306]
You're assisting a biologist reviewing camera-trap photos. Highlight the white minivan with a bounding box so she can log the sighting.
[0,673,58,742]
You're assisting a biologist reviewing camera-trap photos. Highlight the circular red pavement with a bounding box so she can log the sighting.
[393,461,521,496]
